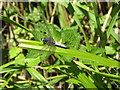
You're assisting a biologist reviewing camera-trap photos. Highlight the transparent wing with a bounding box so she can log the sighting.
[32,25,56,61]
[28,8,57,61]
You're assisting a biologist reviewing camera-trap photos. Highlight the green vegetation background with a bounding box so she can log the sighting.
[0,2,120,89]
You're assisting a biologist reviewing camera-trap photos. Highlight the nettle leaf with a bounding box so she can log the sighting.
[32,22,61,42]
[90,47,105,55]
[32,22,48,41]
[27,7,41,22]
[62,26,81,49]
[14,53,25,65]
[58,26,81,63]
[105,46,116,55]
[9,47,22,59]
[26,49,40,58]
[47,24,61,42]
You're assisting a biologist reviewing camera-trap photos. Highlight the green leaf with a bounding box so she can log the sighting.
[106,4,120,39]
[58,4,69,28]
[90,47,105,55]
[32,22,61,42]
[105,46,116,55]
[14,53,25,65]
[46,77,63,85]
[111,29,120,44]
[27,68,48,82]
[18,39,120,68]
[66,78,80,85]
[0,67,19,74]
[25,57,41,67]
[1,16,31,32]
[62,27,81,49]
[2,72,15,88]
[26,68,54,88]
[73,60,120,79]
[68,3,91,51]
[77,73,97,88]
[9,47,22,59]
[28,7,41,22]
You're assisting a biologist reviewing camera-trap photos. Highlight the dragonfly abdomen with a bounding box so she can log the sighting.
[55,42,69,49]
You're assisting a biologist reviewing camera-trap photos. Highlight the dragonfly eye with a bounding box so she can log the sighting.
[41,38,45,41]
[41,38,49,42]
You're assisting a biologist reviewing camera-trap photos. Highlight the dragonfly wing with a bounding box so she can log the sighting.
[39,23,56,60]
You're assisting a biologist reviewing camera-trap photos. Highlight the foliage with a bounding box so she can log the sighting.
[1,1,120,89]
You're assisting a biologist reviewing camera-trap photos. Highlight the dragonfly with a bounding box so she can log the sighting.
[34,22,69,61]
[30,21,69,60]
[38,10,69,49]
[41,37,69,49]
[33,12,69,59]
[39,21,69,49]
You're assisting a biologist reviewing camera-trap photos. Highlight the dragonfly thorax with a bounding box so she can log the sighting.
[41,38,55,44]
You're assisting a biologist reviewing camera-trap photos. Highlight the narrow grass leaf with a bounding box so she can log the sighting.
[18,39,120,68]
[73,60,120,79]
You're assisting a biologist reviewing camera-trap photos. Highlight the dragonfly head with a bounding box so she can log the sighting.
[41,38,46,41]
[41,38,51,42]
[41,37,55,44]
